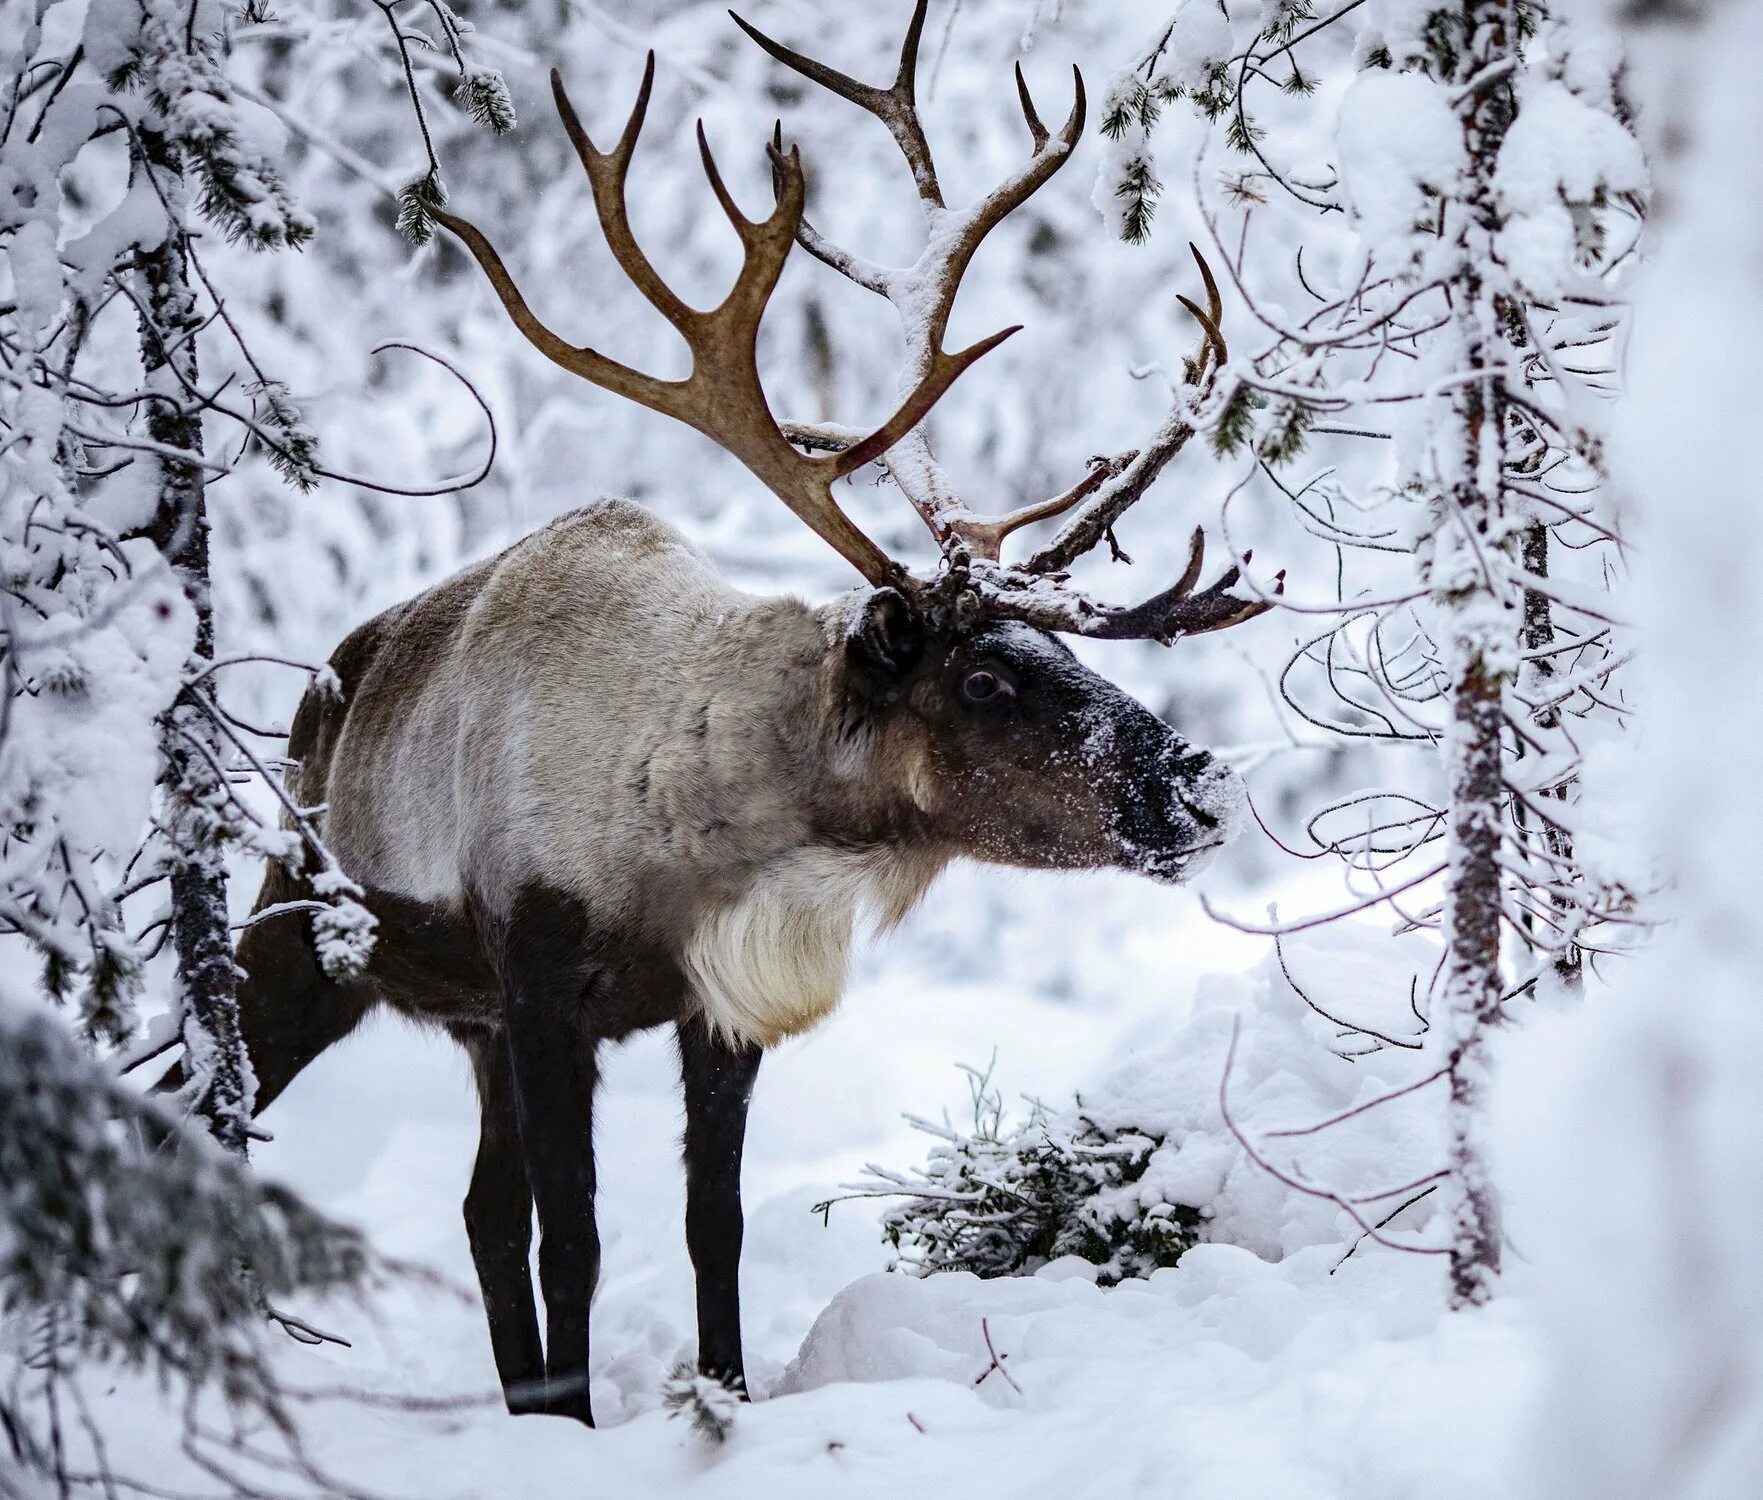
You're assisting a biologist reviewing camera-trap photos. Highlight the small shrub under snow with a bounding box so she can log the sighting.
[660,1362,741,1444]
[850,1062,1203,1285]
[848,923,1450,1285]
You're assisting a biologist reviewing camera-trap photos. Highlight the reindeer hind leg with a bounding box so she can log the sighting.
[458,1028,545,1414]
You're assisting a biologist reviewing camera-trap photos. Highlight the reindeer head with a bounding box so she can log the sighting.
[434,2,1277,886]
[838,588,1245,882]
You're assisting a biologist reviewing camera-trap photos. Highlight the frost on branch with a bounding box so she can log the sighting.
[397,170,449,247]
[1101,138,1164,245]
[1092,3,1235,246]
[103,0,316,250]
[380,0,520,245]
[0,999,373,1465]
[1495,81,1647,296]
[247,379,321,492]
[455,67,517,136]
[310,867,377,979]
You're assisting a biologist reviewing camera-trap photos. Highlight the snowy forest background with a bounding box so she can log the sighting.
[1,0,1756,1493]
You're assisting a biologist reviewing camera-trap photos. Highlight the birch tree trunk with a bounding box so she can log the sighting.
[136,126,255,1158]
[1437,0,1519,1308]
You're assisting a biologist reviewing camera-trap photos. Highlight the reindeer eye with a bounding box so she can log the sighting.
[961,668,1010,704]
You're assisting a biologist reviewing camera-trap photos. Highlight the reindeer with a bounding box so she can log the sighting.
[209,5,1274,1424]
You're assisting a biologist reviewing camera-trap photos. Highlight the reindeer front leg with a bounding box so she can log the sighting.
[678,1020,762,1396]
[497,891,601,1425]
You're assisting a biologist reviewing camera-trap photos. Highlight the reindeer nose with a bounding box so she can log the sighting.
[1187,756,1247,840]
[1173,745,1215,778]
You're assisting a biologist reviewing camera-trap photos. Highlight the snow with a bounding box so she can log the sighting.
[1354,0,1443,71]
[1495,81,1645,297]
[0,540,193,864]
[1154,1,1233,95]
[1335,70,1465,271]
[779,1253,1534,1497]
[1489,2,1763,1494]
[308,869,378,978]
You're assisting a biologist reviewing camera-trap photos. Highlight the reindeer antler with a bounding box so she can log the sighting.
[432,55,1019,587]
[734,0,1087,562]
[437,18,1275,645]
[739,3,1274,642]
[959,526,1277,645]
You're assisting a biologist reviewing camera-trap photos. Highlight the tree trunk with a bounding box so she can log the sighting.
[136,126,255,1158]
[1442,649,1505,1305]
[1437,0,1520,1308]
[1518,523,1582,987]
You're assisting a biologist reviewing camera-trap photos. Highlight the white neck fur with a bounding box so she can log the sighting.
[683,846,936,1048]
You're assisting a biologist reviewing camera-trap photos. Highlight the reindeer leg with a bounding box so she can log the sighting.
[496,889,600,1425]
[460,1031,545,1415]
[677,1020,762,1396]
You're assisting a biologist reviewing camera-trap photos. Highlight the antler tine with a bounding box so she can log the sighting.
[1082,554,1280,642]
[696,122,756,232]
[1084,534,1280,643]
[954,457,1116,558]
[834,324,1022,476]
[924,63,1084,349]
[1014,62,1048,149]
[429,207,673,409]
[766,126,892,295]
[1195,242,1223,328]
[1177,244,1228,379]
[1171,526,1207,599]
[730,3,943,208]
[1014,61,1086,155]
[550,59,695,335]
[894,0,929,102]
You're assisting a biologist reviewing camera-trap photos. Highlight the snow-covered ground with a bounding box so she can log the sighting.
[76,859,1556,1499]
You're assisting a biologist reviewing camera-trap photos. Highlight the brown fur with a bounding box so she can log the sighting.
[261,498,1241,1049]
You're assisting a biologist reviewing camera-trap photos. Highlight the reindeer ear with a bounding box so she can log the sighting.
[846,587,925,700]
